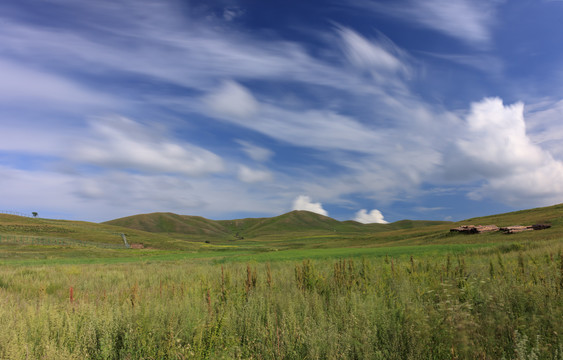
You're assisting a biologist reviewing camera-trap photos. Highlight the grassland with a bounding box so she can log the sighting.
[0,205,562,358]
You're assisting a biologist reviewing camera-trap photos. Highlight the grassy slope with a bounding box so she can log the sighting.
[100,204,563,251]
[106,210,452,244]
[104,212,232,240]
[464,202,563,226]
[0,214,200,250]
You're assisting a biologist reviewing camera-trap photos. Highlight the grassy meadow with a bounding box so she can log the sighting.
[0,206,563,359]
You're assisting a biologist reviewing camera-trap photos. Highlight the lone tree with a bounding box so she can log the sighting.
[32,212,38,218]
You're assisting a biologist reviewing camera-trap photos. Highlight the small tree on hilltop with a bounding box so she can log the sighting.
[32,212,38,218]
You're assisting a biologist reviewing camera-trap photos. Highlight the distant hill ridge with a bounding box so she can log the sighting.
[2,203,562,250]
[103,210,450,240]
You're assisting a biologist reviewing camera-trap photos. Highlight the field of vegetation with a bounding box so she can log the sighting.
[0,205,562,359]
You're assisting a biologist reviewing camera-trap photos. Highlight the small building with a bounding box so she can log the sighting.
[450,225,499,234]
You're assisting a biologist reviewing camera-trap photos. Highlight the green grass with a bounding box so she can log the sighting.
[0,241,561,359]
[211,242,499,263]
[0,242,496,266]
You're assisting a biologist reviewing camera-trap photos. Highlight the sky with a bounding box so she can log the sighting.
[1,0,563,223]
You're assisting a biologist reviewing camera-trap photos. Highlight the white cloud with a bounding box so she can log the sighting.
[0,59,112,106]
[526,98,563,159]
[338,27,409,75]
[200,77,450,204]
[0,166,77,218]
[354,209,389,224]
[0,4,393,107]
[4,0,560,222]
[357,0,497,47]
[468,162,563,206]
[413,0,494,46]
[0,122,69,155]
[205,80,259,118]
[449,98,545,179]
[201,81,386,153]
[236,140,274,162]
[422,52,503,75]
[447,97,563,206]
[73,116,224,176]
[223,7,245,21]
[292,195,328,216]
[237,165,273,183]
[0,163,292,222]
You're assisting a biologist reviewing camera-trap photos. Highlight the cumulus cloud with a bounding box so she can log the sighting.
[449,98,545,178]
[205,80,259,118]
[74,116,224,176]
[292,195,328,216]
[447,97,563,206]
[354,209,389,224]
[237,165,273,183]
[468,162,563,206]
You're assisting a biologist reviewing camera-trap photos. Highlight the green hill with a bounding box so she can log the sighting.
[0,214,199,250]
[103,210,452,248]
[104,212,232,240]
[464,203,563,227]
[219,210,362,237]
[3,203,563,253]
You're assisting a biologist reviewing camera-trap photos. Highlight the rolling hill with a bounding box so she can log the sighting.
[103,212,232,240]
[2,203,562,252]
[0,213,200,250]
[102,204,563,250]
[104,210,451,244]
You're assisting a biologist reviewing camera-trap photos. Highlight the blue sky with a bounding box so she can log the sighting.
[1,0,563,223]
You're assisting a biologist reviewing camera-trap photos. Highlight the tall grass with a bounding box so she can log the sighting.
[0,244,562,359]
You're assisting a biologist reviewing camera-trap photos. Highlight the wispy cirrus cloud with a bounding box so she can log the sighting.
[1,0,562,223]
[73,117,225,176]
[203,81,384,153]
[337,27,410,76]
[526,98,563,159]
[237,166,273,183]
[0,59,113,106]
[421,52,503,75]
[236,140,274,162]
[352,0,498,48]
[0,5,357,94]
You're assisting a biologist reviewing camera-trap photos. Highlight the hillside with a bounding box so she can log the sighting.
[3,203,562,252]
[104,210,452,246]
[104,212,232,240]
[0,214,199,250]
[218,210,366,237]
[464,203,563,227]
